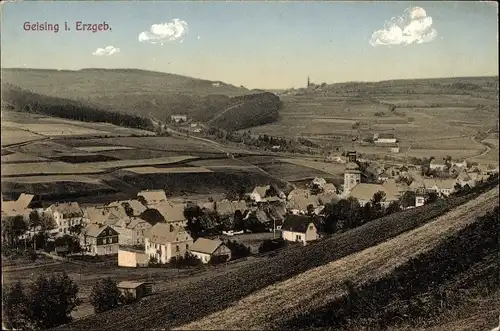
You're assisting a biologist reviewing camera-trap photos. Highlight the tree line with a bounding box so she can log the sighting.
[3,83,156,131]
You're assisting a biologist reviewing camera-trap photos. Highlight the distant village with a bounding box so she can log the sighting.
[2,150,497,268]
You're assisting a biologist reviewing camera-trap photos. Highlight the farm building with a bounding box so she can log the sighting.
[118,248,149,267]
[117,281,153,301]
[45,202,83,235]
[80,224,119,256]
[189,238,231,264]
[347,183,399,207]
[137,190,168,206]
[111,217,152,245]
[144,223,193,264]
[374,133,398,144]
[281,215,319,245]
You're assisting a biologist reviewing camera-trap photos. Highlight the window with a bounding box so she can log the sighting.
[186,244,189,249]
[59,228,62,232]
[176,245,180,252]
[309,225,314,230]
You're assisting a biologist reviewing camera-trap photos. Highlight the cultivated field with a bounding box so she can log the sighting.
[83,156,198,170]
[1,162,104,177]
[178,186,499,330]
[245,77,498,163]
[1,111,155,138]
[122,166,212,174]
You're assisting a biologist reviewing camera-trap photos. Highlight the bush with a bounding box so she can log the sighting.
[258,238,288,254]
[169,252,203,268]
[226,240,251,259]
[2,272,79,329]
[90,278,123,313]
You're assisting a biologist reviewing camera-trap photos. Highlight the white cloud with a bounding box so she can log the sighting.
[369,7,437,47]
[93,46,120,56]
[138,18,188,44]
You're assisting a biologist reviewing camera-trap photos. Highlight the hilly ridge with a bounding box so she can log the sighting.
[1,68,282,131]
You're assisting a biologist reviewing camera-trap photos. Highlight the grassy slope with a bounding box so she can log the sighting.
[177,188,499,330]
[1,68,280,131]
[55,182,498,331]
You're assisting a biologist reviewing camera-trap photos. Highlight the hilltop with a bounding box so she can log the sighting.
[1,68,282,131]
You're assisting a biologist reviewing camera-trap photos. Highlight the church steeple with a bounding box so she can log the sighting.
[307,76,310,88]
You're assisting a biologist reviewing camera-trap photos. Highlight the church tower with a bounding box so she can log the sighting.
[343,151,361,196]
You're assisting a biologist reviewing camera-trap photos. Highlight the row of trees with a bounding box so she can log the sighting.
[3,274,136,329]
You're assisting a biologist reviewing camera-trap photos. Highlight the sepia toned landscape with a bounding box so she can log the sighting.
[2,2,499,331]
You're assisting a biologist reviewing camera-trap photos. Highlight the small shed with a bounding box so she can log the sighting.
[117,281,153,301]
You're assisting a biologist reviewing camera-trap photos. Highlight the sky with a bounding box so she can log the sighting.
[1,1,498,89]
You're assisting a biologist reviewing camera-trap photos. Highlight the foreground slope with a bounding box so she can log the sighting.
[56,182,498,331]
[178,186,499,330]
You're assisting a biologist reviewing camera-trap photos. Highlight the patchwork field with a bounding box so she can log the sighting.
[1,162,104,177]
[244,84,497,162]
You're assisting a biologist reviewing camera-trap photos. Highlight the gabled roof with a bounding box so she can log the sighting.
[83,224,117,238]
[323,183,337,193]
[409,178,457,190]
[117,281,150,289]
[47,202,83,218]
[145,223,192,244]
[198,201,216,212]
[311,177,327,187]
[216,200,248,216]
[282,215,316,233]
[253,185,271,197]
[153,203,186,222]
[1,193,34,214]
[189,238,223,255]
[137,190,167,204]
[348,183,398,202]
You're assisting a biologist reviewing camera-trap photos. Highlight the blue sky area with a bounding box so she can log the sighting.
[1,1,498,89]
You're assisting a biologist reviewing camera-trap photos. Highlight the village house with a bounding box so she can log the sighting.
[286,188,339,215]
[281,215,319,245]
[189,238,232,264]
[249,184,284,203]
[215,200,248,216]
[1,193,34,220]
[80,224,119,256]
[347,183,399,207]
[429,159,448,171]
[117,281,153,301]
[381,178,409,199]
[374,133,398,144]
[409,178,457,197]
[137,190,168,207]
[118,247,149,268]
[144,223,193,263]
[106,199,147,217]
[111,217,152,246]
[153,202,188,227]
[45,202,84,235]
[83,206,126,226]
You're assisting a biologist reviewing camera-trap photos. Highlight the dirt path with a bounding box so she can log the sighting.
[177,186,499,330]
